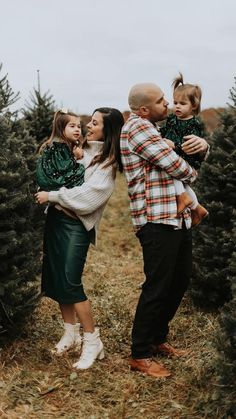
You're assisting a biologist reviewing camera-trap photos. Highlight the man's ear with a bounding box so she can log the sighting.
[139,106,149,117]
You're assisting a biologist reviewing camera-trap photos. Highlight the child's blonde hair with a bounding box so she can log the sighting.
[39,109,80,153]
[172,73,202,115]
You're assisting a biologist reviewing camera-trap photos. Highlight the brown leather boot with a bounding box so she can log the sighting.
[129,358,171,377]
[176,192,193,215]
[152,342,190,358]
[191,204,209,227]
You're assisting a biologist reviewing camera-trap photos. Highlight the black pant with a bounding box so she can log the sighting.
[132,222,192,359]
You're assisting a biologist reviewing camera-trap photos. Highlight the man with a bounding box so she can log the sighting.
[120,83,209,378]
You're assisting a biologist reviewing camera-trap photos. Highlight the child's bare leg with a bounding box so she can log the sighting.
[184,185,208,226]
[174,179,193,215]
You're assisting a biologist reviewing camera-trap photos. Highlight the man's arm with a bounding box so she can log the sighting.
[129,120,197,183]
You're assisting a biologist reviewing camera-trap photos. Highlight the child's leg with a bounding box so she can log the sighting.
[184,185,209,227]
[173,179,193,215]
[173,179,185,195]
[185,185,198,209]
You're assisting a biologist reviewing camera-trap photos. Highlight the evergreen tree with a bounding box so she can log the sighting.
[189,77,236,416]
[22,88,55,145]
[0,63,19,112]
[229,76,236,108]
[190,79,236,309]
[0,66,41,336]
[214,226,236,416]
[19,87,56,236]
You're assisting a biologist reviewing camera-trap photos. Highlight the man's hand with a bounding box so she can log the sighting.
[35,191,49,204]
[182,135,208,155]
[164,138,175,149]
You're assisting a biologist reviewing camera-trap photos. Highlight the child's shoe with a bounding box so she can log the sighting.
[191,205,209,227]
[177,192,193,215]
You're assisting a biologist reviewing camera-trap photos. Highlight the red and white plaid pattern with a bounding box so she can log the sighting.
[120,113,197,231]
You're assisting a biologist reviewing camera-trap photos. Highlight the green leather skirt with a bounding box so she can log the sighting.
[42,206,91,304]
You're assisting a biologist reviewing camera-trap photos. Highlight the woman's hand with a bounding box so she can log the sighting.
[73,146,84,160]
[182,135,209,155]
[35,191,49,204]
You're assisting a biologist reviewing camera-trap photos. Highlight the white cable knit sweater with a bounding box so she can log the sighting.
[48,141,115,244]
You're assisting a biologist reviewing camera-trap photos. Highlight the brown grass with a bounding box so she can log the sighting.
[0,174,223,418]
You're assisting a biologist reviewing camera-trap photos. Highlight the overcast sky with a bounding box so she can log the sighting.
[1,0,236,114]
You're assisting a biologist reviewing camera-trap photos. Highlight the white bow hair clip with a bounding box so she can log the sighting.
[59,108,68,114]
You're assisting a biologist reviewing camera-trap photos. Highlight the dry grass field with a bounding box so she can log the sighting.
[0,174,223,418]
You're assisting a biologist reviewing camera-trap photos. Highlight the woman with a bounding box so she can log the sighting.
[35,107,124,370]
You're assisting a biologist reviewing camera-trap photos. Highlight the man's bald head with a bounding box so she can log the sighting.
[128,83,162,110]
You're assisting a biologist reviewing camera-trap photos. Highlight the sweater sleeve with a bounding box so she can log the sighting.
[48,163,115,215]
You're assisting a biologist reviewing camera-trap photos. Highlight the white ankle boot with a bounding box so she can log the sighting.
[73,323,82,348]
[73,328,104,369]
[55,322,82,355]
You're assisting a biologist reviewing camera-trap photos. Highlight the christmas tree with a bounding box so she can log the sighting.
[19,80,56,238]
[214,225,236,416]
[190,78,236,309]
[0,65,41,336]
[22,84,55,145]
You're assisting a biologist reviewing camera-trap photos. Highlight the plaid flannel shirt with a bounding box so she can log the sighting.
[120,113,197,231]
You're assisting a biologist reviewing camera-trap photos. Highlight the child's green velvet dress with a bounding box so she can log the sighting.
[160,114,205,169]
[36,141,85,191]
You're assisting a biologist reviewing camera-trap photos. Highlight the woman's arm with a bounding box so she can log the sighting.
[36,164,115,215]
